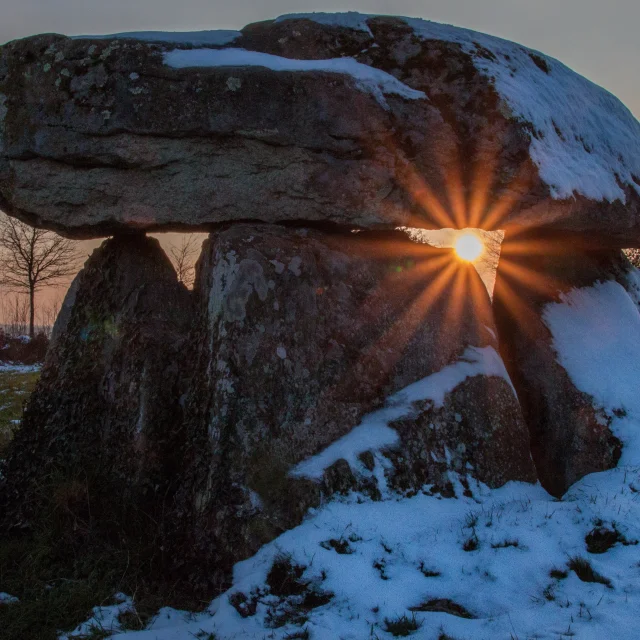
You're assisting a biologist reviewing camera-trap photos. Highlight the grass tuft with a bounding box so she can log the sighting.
[284,628,311,639]
[384,613,423,636]
[0,369,40,454]
[462,534,479,552]
[491,538,520,549]
[550,567,569,580]
[409,598,474,619]
[567,556,613,588]
[418,561,441,578]
[266,554,308,597]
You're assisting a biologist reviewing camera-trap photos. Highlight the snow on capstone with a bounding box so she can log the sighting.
[73,30,241,46]
[163,48,426,108]
[291,346,515,481]
[276,12,640,204]
[275,11,375,36]
[543,278,640,467]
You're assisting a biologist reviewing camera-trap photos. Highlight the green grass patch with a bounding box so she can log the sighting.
[0,369,40,454]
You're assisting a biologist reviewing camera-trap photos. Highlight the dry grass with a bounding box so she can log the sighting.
[0,368,40,453]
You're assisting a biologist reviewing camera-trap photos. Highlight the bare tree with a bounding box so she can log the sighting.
[0,213,80,338]
[169,234,200,289]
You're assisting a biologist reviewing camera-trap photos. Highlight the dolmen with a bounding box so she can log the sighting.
[1,13,639,590]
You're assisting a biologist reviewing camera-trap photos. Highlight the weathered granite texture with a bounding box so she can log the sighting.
[1,234,194,536]
[1,14,638,241]
[175,225,535,584]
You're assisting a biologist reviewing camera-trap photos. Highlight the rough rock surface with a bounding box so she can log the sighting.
[1,234,193,535]
[176,224,536,583]
[493,232,628,496]
[1,14,639,241]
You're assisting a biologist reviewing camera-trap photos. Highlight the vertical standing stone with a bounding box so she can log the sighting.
[177,224,535,584]
[493,232,625,496]
[1,234,194,539]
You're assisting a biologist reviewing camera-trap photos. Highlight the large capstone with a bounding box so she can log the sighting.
[1,234,194,538]
[493,232,633,496]
[175,224,536,581]
[1,14,639,242]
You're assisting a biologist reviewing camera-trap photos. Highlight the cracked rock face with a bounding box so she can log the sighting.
[177,225,535,581]
[1,14,638,241]
[493,233,630,497]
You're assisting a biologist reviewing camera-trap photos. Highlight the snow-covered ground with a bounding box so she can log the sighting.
[61,274,640,639]
[0,363,41,374]
[61,470,640,640]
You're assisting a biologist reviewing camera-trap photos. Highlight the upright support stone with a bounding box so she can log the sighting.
[1,234,193,539]
[493,232,628,496]
[177,224,535,580]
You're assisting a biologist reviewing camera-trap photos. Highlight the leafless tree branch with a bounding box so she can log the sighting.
[0,213,81,337]
[168,234,200,289]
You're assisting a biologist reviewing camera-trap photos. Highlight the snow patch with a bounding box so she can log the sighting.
[73,30,241,46]
[0,363,41,374]
[0,592,19,605]
[59,593,134,639]
[291,346,514,480]
[543,278,640,466]
[163,48,426,108]
[276,11,374,37]
[276,12,640,203]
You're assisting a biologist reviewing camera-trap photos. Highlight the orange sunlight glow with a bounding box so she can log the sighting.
[454,233,484,262]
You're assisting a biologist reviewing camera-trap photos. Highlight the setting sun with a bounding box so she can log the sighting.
[454,232,484,262]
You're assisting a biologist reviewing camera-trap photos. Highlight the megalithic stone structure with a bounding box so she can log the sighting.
[172,225,535,580]
[2,12,640,591]
[0,13,638,241]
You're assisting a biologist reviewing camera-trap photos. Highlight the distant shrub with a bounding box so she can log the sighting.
[0,332,49,364]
